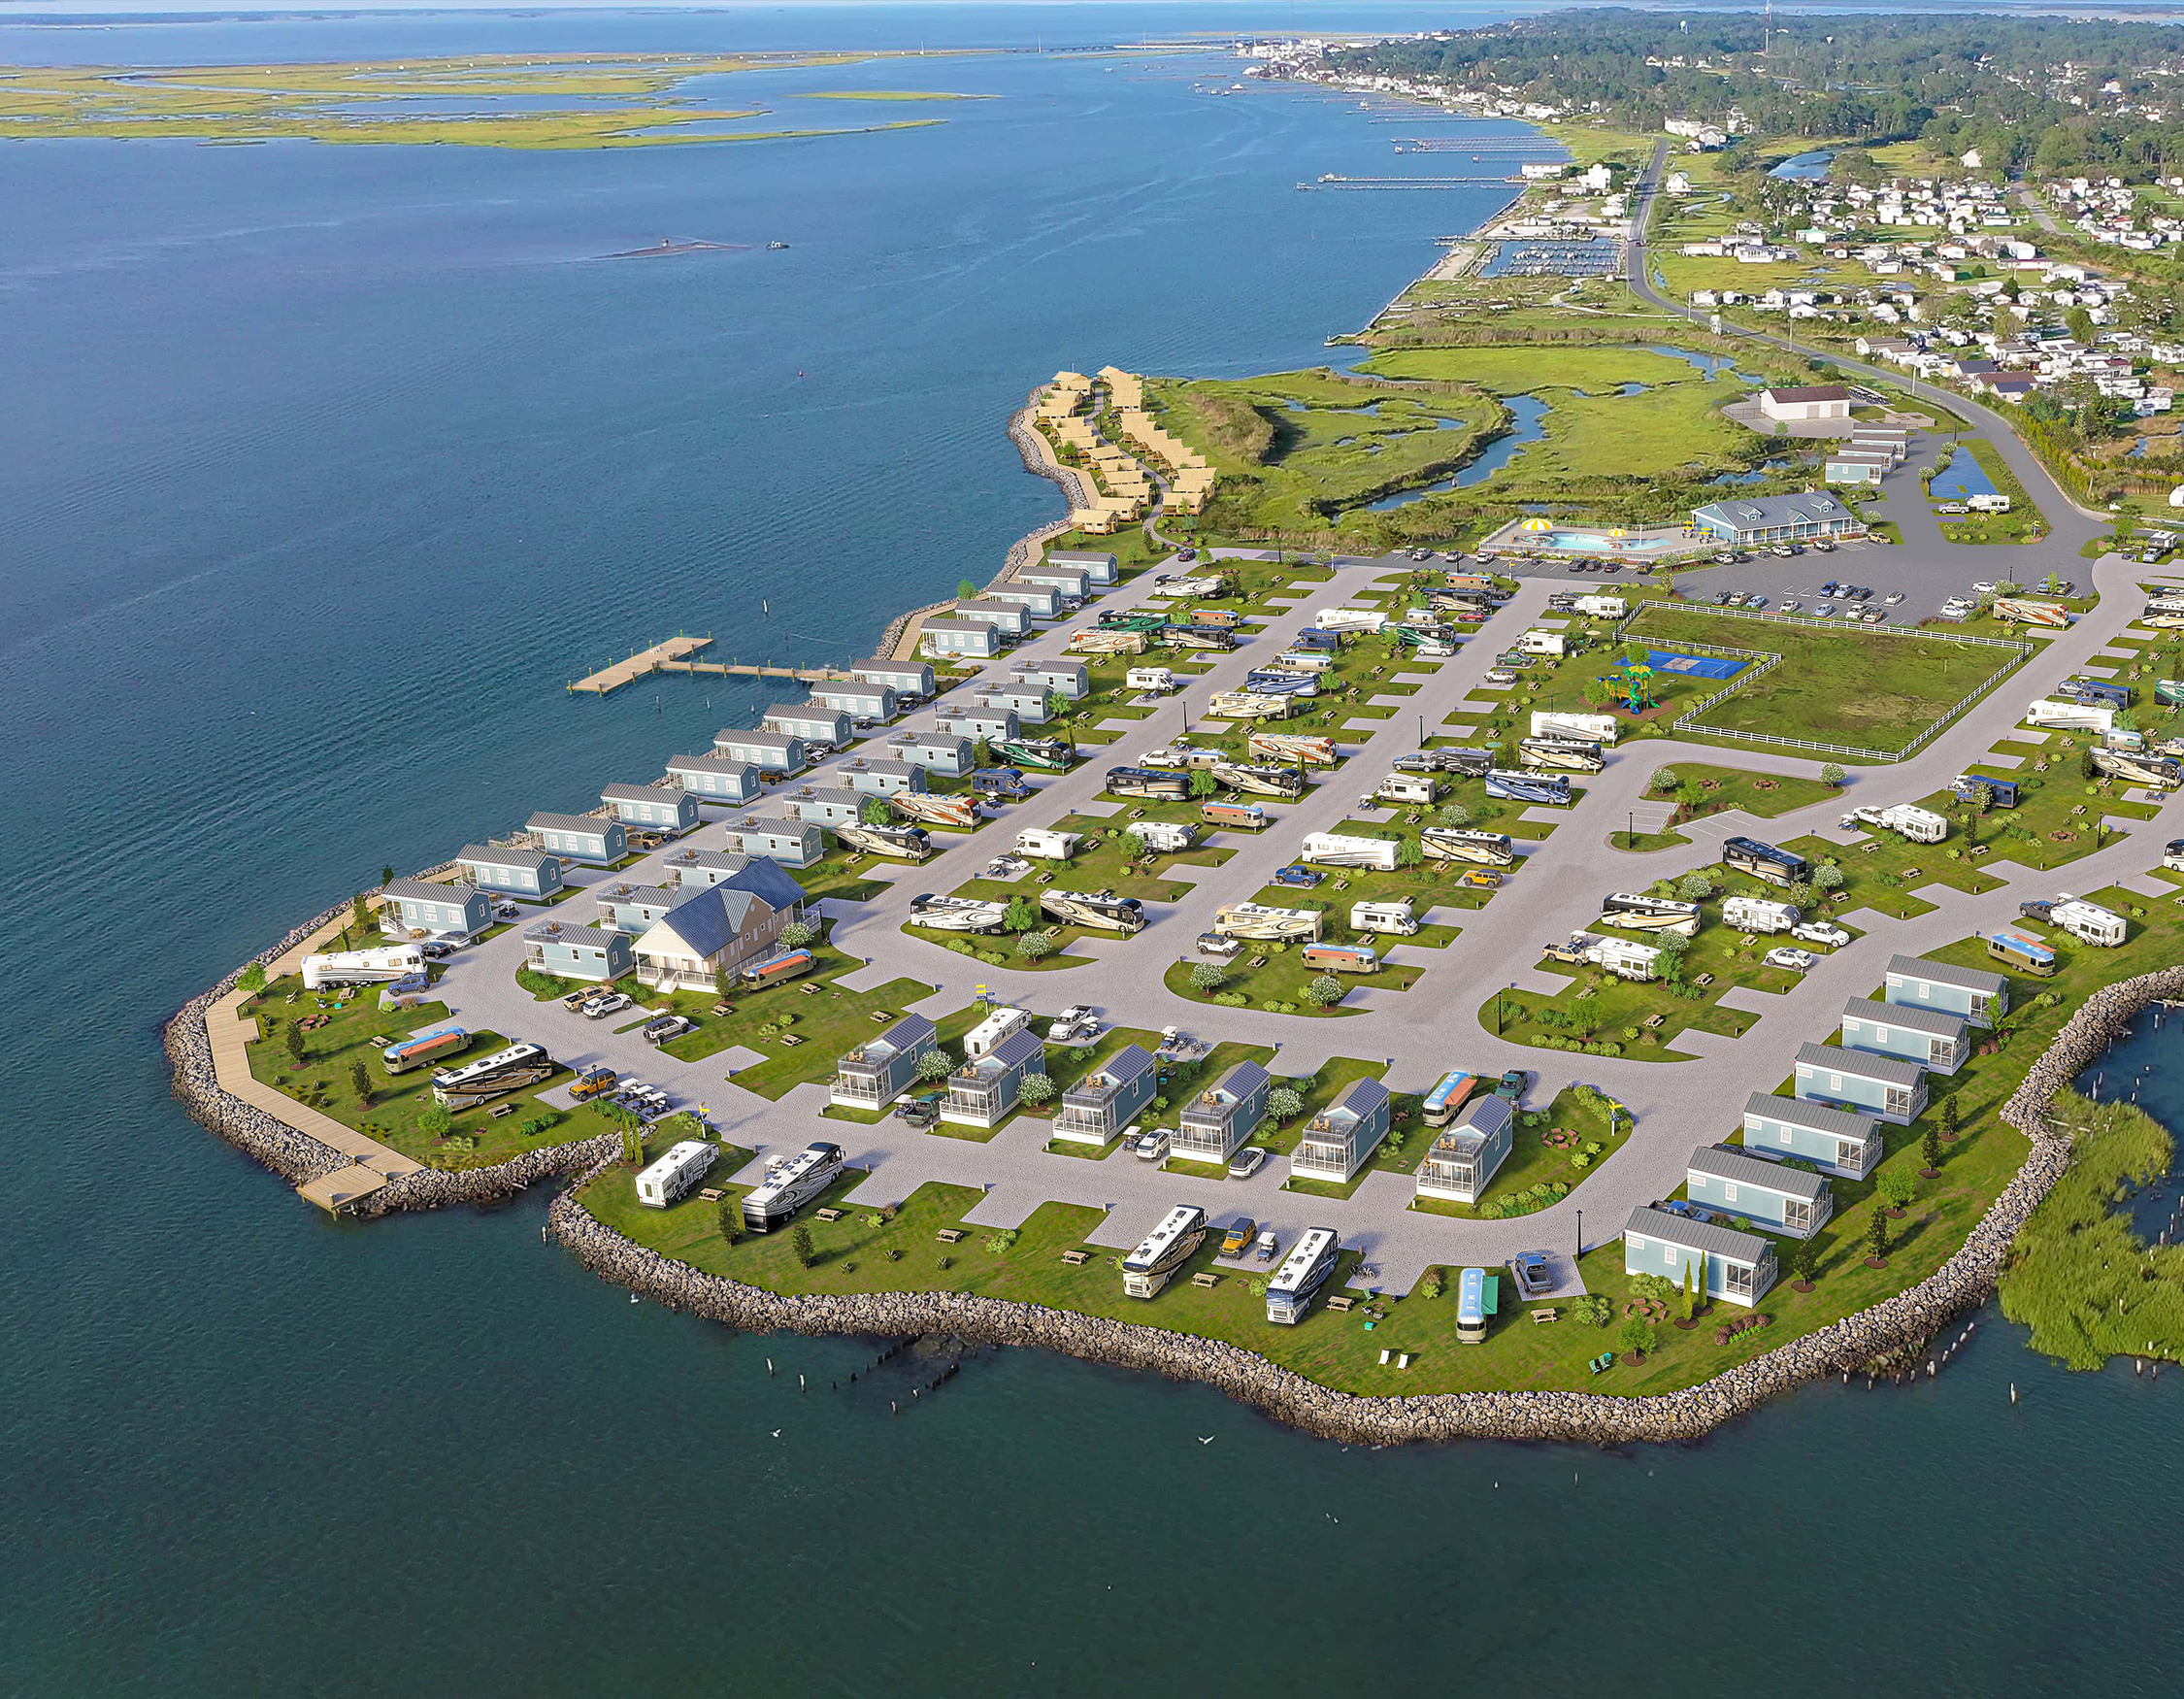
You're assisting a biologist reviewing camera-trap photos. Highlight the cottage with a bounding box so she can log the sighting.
[976,683,1050,725]
[664,752,761,804]
[592,882,679,934]
[526,812,626,866]
[762,705,853,750]
[776,785,867,828]
[659,848,746,889]
[1794,1041,1929,1126]
[938,705,1020,746]
[887,732,975,777]
[724,817,824,868]
[1012,658,1089,700]
[600,783,700,835]
[1690,492,1861,549]
[631,881,794,990]
[1838,991,1971,1074]
[1413,1096,1514,1204]
[1623,1205,1777,1308]
[1685,1145,1833,1239]
[381,878,492,942]
[1042,549,1117,586]
[919,616,1002,661]
[831,1013,940,1112]
[1824,450,1893,486]
[981,582,1063,618]
[713,728,808,774]
[1052,1044,1158,1146]
[456,846,564,901]
[1172,1060,1272,1165]
[1292,1076,1393,1183]
[852,658,934,702]
[952,599,1032,638]
[838,756,927,796]
[522,917,634,984]
[804,681,898,722]
[1883,952,2007,1027]
[940,1027,1047,1128]
[1741,1091,1882,1179]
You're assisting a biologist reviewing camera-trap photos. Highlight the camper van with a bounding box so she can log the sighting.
[1349,899,1418,936]
[1516,629,1567,657]
[1375,773,1438,807]
[1014,828,1082,861]
[1722,896,1801,934]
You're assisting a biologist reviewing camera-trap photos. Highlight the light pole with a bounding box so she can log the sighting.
[1575,1209,1583,1260]
[1628,809,1635,850]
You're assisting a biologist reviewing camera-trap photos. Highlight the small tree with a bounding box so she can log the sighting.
[1437,803,1471,829]
[1018,1072,1056,1107]
[956,578,977,599]
[1941,1093,1961,1142]
[779,917,819,950]
[1267,1085,1305,1120]
[1016,930,1054,962]
[418,1103,454,1141]
[1002,894,1040,933]
[238,962,267,994]
[1789,1238,1819,1286]
[1393,837,1423,869]
[1649,766,1681,794]
[790,1225,817,1269]
[716,1198,741,1245]
[1865,1208,1890,1263]
[1921,1122,1943,1175]
[859,795,893,825]
[1187,767,1218,799]
[350,891,371,932]
[1679,1259,1699,1321]
[283,1021,306,1064]
[713,963,734,1003]
[1878,1171,1915,1213]
[1819,763,1846,787]
[381,864,395,888]
[1571,988,1603,1037]
[348,1058,373,1106]
[1189,960,1229,992]
[1306,974,1344,1007]
[1617,1316,1657,1361]
[1677,870,1714,902]
[1810,863,1844,892]
[915,1047,954,1083]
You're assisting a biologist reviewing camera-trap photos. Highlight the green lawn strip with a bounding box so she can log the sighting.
[1607,828,1695,852]
[1359,345,1719,396]
[658,959,937,1088]
[1480,942,1755,1062]
[1641,762,1840,820]
[1903,759,2150,877]
[790,855,892,905]
[242,979,589,1167]
[1626,603,2025,752]
[1406,1084,1629,1220]
[1929,438,2048,546]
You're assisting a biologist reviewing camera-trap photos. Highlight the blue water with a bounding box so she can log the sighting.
[1933,450,2002,501]
[8,8,2184,1694]
[1363,391,1551,508]
[1643,343,1767,385]
[1770,149,1835,181]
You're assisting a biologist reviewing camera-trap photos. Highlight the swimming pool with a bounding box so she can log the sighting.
[1545,530,1682,553]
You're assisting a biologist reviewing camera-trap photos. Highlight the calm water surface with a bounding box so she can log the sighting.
[5,8,2183,1693]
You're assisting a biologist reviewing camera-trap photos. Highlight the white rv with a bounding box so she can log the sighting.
[1585,936,1662,982]
[1722,896,1801,934]
[1205,692,1291,720]
[1599,892,1701,937]
[1121,1205,1208,1298]
[1839,803,1949,844]
[635,1140,715,1209]
[2026,698,2115,734]
[1299,832,1402,872]
[907,893,1009,933]
[1125,666,1177,694]
[1126,819,1195,853]
[742,1142,846,1233]
[1014,828,1082,861]
[1350,898,1418,935]
[301,945,425,991]
[1530,710,1619,746]
[2038,895,2127,948]
[1516,629,1567,657]
[1212,903,1324,942]
[1313,607,1388,634]
[1375,773,1438,807]
[1266,1227,1340,1324]
[1572,594,1627,618]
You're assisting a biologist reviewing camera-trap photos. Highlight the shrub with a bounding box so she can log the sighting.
[915,1047,954,1083]
[1305,975,1344,1007]
[1015,931,1054,961]
[1820,763,1846,785]
[982,1229,1019,1254]
[1811,863,1844,891]
[1189,960,1229,992]
[1572,1292,1611,1327]
[1417,1269,1445,1301]
[1436,803,1471,829]
[1877,1171,1915,1211]
[238,962,267,994]
[1267,1085,1305,1120]
[417,1104,453,1140]
[778,918,820,949]
[1018,1072,1056,1106]
[1677,871,1715,902]
[1649,766,1680,793]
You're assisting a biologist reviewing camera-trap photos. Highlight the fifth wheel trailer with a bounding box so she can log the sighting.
[635,1141,716,1209]
[1839,804,1948,844]
[302,945,426,991]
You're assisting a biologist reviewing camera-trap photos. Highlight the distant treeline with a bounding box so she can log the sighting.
[1326,10,2184,178]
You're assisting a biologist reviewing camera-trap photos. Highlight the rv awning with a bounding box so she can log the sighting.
[1482,1274,1500,1316]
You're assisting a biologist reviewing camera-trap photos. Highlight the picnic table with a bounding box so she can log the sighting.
[1191,1271,1220,1289]
[1326,1294,1357,1314]
[936,1228,966,1245]
[1061,1249,1090,1266]
[814,1208,844,1222]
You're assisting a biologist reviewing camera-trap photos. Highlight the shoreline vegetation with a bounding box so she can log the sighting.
[0,53,970,149]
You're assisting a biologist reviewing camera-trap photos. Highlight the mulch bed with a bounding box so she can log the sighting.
[1791,1280,1815,1293]
[1920,1167,1941,1180]
[1886,1206,1907,1217]
[1712,1312,1772,1346]
[1865,1256,1889,1269]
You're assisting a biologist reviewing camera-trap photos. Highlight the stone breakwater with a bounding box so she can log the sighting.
[349,1131,622,1218]
[542,966,2184,1445]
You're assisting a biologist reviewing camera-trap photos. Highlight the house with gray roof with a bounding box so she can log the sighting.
[920,616,1002,660]
[1293,1076,1393,1183]
[1840,996,1969,1077]
[763,705,853,750]
[457,846,564,901]
[1415,1095,1514,1204]
[838,756,926,797]
[1011,658,1088,700]
[1690,491,1862,549]
[887,732,974,777]
[953,598,1032,638]
[1053,1044,1157,1147]
[631,881,793,991]
[526,812,626,865]
[976,683,1050,724]
[592,882,679,935]
[1040,548,1117,585]
[381,879,491,942]
[981,581,1062,619]
[713,728,808,774]
[1883,953,2007,1027]
[776,785,866,828]
[1172,1059,1272,1164]
[665,752,761,804]
[1686,1144,1833,1239]
[1624,1205,1778,1308]
[724,817,823,868]
[936,704,1020,746]
[940,1028,1047,1129]
[1794,1041,1928,1126]
[522,917,634,984]
[832,1013,939,1112]
[805,681,898,722]
[1740,1091,1881,1180]
[852,658,933,701]
[600,783,699,835]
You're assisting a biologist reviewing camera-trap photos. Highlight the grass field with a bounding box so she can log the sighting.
[1628,604,2026,754]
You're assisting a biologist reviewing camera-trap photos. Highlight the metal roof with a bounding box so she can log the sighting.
[1742,1090,1877,1142]
[522,919,624,949]
[1688,1144,1829,1201]
[667,751,757,776]
[638,884,768,959]
[1071,1043,1153,1098]
[1842,995,1967,1040]
[526,812,613,836]
[1624,1204,1771,1266]
[383,878,478,905]
[602,783,684,805]
[1883,953,2005,997]
[733,816,818,844]
[986,1027,1045,1071]
[460,845,555,871]
[1692,491,1851,529]
[596,883,675,910]
[715,728,802,750]
[1762,383,1850,402]
[1795,1041,1926,1088]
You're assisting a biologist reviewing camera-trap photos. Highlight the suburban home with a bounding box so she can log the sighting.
[805,681,897,722]
[522,917,634,984]
[920,616,1003,660]
[457,846,564,901]
[631,881,794,990]
[1741,1091,1882,1179]
[887,732,975,777]
[940,1027,1047,1128]
[954,599,1032,639]
[1042,548,1117,585]
[1840,996,1969,1076]
[1757,383,1852,422]
[1171,1060,1272,1165]
[981,581,1062,618]
[1794,1041,1929,1126]
[1413,1095,1514,1204]
[1012,658,1088,700]
[713,728,808,774]
[830,1012,940,1112]
[1883,953,2007,1027]
[1052,1044,1158,1146]
[723,817,824,868]
[600,783,700,835]
[776,784,866,828]
[1291,1076,1393,1184]
[838,756,927,796]
[526,812,626,866]
[1623,1205,1778,1308]
[381,878,492,942]
[762,705,853,750]
[665,752,761,804]
[938,704,1020,746]
[1690,491,1862,549]
[592,882,678,935]
[852,658,934,701]
[977,683,1050,724]
[1686,1144,1834,1239]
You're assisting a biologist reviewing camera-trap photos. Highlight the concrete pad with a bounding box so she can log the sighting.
[1520,807,1572,827]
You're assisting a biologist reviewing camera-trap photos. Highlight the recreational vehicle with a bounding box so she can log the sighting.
[1993,597,2070,628]
[431,1042,553,1110]
[1300,833,1402,872]
[1314,607,1387,634]
[1486,769,1572,806]
[1212,762,1307,799]
[1125,666,1176,693]
[2093,748,2182,789]
[742,949,816,989]
[2025,698,2115,734]
[1205,692,1291,720]
[836,822,932,861]
[1599,892,1702,936]
[1722,895,1802,934]
[1266,1228,1340,1325]
[1126,819,1195,853]
[1105,766,1190,801]
[741,1143,845,1233]
[970,768,1031,802]
[1121,1206,1209,1298]
[1243,670,1319,698]
[1248,732,1337,767]
[1015,828,1082,861]
[301,946,426,992]
[1067,629,1147,655]
[1839,803,1949,843]
[1301,942,1378,974]
[1721,836,1812,888]
[1201,800,1270,831]
[908,894,1009,933]
[1420,1070,1481,1129]
[2021,894,2126,948]
[999,738,1073,772]
[1349,899,1417,935]
[890,791,981,829]
[381,1025,468,1075]
[1587,936,1662,982]
[1212,902,1323,942]
[1040,890,1147,934]
[1530,711,1619,746]
[1375,773,1438,807]
[1420,827,1514,867]
[1952,773,2021,809]
[1517,737,1605,774]
[1456,1266,1494,1345]
[635,1141,715,1209]
[1981,927,2057,975]
[1516,629,1566,657]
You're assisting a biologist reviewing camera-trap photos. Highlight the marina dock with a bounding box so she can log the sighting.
[568,635,851,694]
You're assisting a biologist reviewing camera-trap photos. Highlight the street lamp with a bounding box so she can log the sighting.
[1575,1209,1583,1260]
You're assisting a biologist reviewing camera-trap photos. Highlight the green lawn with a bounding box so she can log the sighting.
[653,953,943,1095]
[1407,1084,1629,1219]
[1638,762,1841,820]
[1931,438,2048,546]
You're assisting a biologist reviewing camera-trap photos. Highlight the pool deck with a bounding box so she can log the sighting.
[1475,518,1710,562]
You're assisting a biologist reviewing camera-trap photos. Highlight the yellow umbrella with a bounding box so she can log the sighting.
[1608,527,1627,539]
[1519,516,1553,533]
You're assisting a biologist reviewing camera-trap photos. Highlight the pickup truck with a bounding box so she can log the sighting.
[1273,864,1325,888]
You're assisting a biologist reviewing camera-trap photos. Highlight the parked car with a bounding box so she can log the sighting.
[1196,932,1243,959]
[1253,1228,1280,1264]
[1849,585,1874,601]
[897,1095,940,1126]
[1780,600,1803,613]
[1971,580,1999,595]
[419,941,455,961]
[1713,590,1737,605]
[1813,603,1835,617]
[1510,1250,1553,1298]
[1885,591,1906,605]
[1745,595,1769,610]
[1722,591,1746,607]
[1134,1129,1170,1162]
[643,1013,696,1044]
[582,992,631,1019]
[1496,1068,1531,1105]
[1771,544,1799,558]
[1811,539,1837,553]
[1440,550,1465,562]
[1764,947,1816,972]
[1484,668,1520,685]
[1220,1216,1258,1255]
[1273,864,1325,888]
[1228,1147,1270,1181]
[1712,551,1738,565]
[1174,549,1196,563]
[1791,921,1852,949]
[1819,581,1840,598]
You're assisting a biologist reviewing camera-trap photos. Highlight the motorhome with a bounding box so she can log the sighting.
[1530,710,1619,746]
[1420,827,1514,867]
[1839,803,1949,844]
[1126,819,1195,853]
[1375,773,1437,807]
[2025,697,2115,734]
[1211,762,1307,800]
[1301,942,1379,974]
[1722,895,1801,934]
[1266,1228,1340,1325]
[1121,1206,1209,1298]
[1486,769,1572,807]
[1586,936,1662,982]
[1243,670,1319,698]
[1168,625,1237,652]
[1350,898,1417,935]
[2093,748,2182,789]
[1200,800,1270,831]
[1104,766,1189,801]
[970,767,1031,803]
[836,822,932,861]
[431,1042,553,1110]
[1125,666,1176,693]
[1299,833,1402,872]
[2168,840,2184,874]
[381,1025,468,1074]
[1204,692,1290,720]
[1314,607,1388,634]
[1420,1070,1482,1129]
[301,945,426,992]
[1014,828,1082,861]
[635,1140,715,1209]
[1248,732,1337,767]
[2143,603,2184,631]
[1572,594,1627,618]
[1599,892,1701,936]
[1098,611,1170,631]
[1040,890,1147,934]
[907,893,1008,933]
[1269,650,1334,675]
[1952,773,2020,809]
[1149,574,1223,598]
[890,791,981,829]
[1212,903,1323,942]
[741,1142,846,1233]
[1994,597,2070,628]
[1516,629,1566,657]
[1722,836,1812,888]
[1000,738,1073,772]
[1517,736,1605,774]
[1398,747,1493,778]
[2021,894,2127,948]
[1065,628,1147,655]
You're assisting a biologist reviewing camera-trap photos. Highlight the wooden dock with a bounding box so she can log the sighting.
[569,635,858,694]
